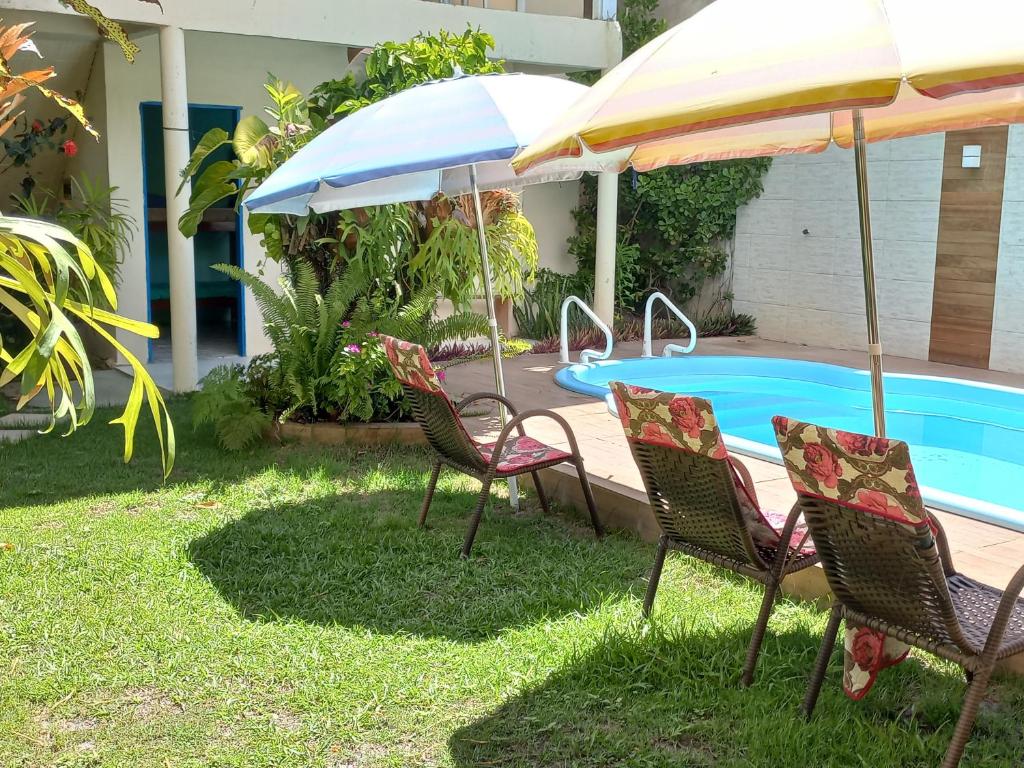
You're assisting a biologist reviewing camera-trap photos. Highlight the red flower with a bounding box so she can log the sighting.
[668,397,705,439]
[31,119,43,133]
[640,421,671,445]
[835,431,887,457]
[904,468,920,498]
[851,627,884,671]
[61,139,78,157]
[772,415,789,437]
[855,489,904,519]
[803,444,842,489]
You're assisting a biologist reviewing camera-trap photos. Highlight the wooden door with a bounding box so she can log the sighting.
[928,127,1009,368]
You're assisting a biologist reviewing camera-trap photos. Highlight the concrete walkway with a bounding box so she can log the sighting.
[444,336,1024,593]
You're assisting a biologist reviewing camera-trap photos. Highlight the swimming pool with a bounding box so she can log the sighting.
[556,356,1024,532]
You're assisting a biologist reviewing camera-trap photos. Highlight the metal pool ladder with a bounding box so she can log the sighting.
[643,291,697,357]
[559,296,613,364]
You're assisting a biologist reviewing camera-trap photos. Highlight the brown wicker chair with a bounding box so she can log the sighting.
[773,416,1024,768]
[382,336,603,558]
[610,382,819,686]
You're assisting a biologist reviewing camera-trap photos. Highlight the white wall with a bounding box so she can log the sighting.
[731,135,944,360]
[102,31,349,361]
[991,125,1024,374]
[522,179,579,274]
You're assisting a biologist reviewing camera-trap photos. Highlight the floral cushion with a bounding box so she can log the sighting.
[476,435,572,474]
[610,382,813,555]
[382,335,443,393]
[772,416,930,700]
[843,622,910,700]
[610,382,727,459]
[771,416,927,527]
[729,461,814,555]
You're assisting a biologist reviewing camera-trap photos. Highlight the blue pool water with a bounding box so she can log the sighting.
[556,356,1024,531]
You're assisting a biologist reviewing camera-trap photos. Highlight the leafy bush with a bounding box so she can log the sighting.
[191,365,272,451]
[12,175,136,307]
[216,261,487,424]
[513,269,590,340]
[568,159,771,315]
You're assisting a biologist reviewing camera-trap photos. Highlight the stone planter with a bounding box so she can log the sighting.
[272,420,427,447]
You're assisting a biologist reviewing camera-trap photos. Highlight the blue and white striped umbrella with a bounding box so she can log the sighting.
[244,73,588,214]
[244,72,590,512]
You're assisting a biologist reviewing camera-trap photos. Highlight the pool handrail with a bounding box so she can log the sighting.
[643,291,697,357]
[559,295,613,365]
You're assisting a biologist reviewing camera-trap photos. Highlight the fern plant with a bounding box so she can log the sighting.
[192,365,271,451]
[212,261,488,425]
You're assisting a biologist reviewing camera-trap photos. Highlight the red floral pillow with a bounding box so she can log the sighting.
[772,416,927,527]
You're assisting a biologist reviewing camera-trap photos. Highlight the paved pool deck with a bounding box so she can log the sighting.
[444,336,1024,594]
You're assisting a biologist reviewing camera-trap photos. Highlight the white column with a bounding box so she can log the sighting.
[593,171,618,326]
[159,26,198,392]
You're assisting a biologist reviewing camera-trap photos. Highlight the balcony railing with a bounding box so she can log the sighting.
[429,0,616,20]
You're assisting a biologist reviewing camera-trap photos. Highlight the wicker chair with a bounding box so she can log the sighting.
[382,336,603,558]
[610,382,819,686]
[773,416,1024,768]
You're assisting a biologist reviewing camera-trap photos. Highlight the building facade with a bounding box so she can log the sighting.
[4,0,621,387]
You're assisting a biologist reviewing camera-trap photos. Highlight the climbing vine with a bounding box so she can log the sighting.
[568,0,771,314]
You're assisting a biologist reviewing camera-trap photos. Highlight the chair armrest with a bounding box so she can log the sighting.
[456,392,519,417]
[926,512,957,576]
[483,409,581,472]
[769,503,809,579]
[729,457,760,507]
[980,562,1024,661]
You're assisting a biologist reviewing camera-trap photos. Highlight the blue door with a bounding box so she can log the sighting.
[140,103,245,361]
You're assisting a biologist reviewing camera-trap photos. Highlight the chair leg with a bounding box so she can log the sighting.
[530,471,551,514]
[642,537,669,617]
[419,460,443,528]
[741,575,782,687]
[803,605,843,720]
[461,475,493,559]
[941,664,995,768]
[574,458,604,538]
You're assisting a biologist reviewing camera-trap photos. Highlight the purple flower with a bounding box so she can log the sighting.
[367,331,379,338]
[437,369,447,382]
[341,321,351,328]
[345,343,362,354]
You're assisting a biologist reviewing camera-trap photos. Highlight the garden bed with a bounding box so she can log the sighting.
[273,419,427,447]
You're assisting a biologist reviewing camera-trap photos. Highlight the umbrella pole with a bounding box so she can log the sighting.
[469,163,520,510]
[852,109,887,437]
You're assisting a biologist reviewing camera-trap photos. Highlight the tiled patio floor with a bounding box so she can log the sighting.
[444,336,1024,592]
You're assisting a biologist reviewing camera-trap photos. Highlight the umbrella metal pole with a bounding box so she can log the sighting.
[469,164,520,510]
[852,110,886,437]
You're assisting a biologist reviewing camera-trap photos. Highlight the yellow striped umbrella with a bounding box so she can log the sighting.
[513,0,1024,436]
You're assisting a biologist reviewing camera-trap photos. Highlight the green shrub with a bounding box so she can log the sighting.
[192,365,272,451]
[513,269,590,340]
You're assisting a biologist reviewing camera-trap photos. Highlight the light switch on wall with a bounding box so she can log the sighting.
[962,144,982,168]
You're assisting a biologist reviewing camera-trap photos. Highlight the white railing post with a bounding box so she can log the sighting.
[643,292,698,358]
[560,296,614,365]
[593,171,618,327]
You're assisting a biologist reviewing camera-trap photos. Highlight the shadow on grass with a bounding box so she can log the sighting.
[188,485,649,642]
[448,620,1024,768]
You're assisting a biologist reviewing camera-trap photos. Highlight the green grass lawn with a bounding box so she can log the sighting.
[2,398,1023,767]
